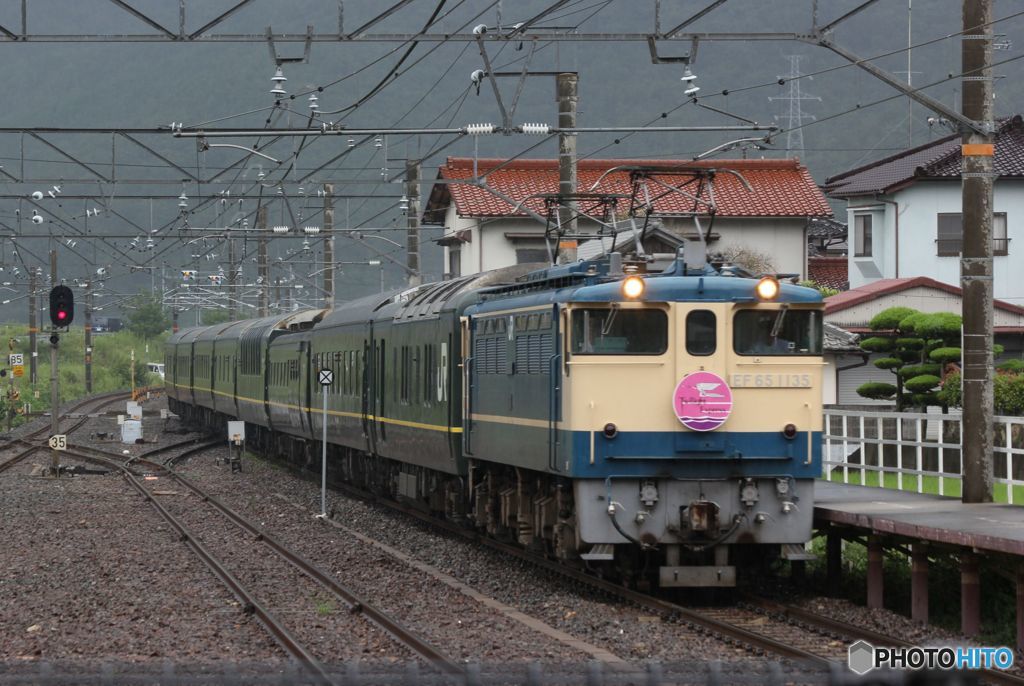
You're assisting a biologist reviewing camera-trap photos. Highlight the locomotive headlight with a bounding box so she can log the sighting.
[622,275,645,299]
[755,276,780,300]
[782,423,798,440]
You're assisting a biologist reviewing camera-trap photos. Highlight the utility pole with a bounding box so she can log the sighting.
[227,233,236,323]
[49,250,59,477]
[257,205,269,317]
[323,183,335,307]
[84,282,92,394]
[405,161,421,286]
[172,308,179,333]
[28,269,37,384]
[960,0,995,503]
[557,72,578,262]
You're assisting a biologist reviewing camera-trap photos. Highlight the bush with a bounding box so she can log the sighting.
[937,371,962,407]
[869,306,918,331]
[929,347,962,364]
[911,312,962,338]
[998,359,1024,374]
[860,337,894,352]
[899,363,941,379]
[904,374,941,393]
[874,357,903,370]
[857,382,898,400]
[894,337,924,350]
[995,374,1024,415]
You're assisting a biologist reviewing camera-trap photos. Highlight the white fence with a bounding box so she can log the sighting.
[822,408,1024,503]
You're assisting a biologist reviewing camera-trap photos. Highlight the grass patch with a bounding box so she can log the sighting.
[822,469,1024,504]
[0,324,164,429]
[313,597,335,616]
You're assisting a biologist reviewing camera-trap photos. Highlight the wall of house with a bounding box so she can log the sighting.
[845,182,1024,304]
[442,205,812,279]
[684,217,808,279]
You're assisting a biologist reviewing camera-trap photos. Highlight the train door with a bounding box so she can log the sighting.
[367,328,387,454]
[298,339,311,436]
[461,316,474,456]
[547,304,564,472]
[361,336,374,454]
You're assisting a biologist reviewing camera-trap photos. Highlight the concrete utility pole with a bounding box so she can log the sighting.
[84,282,92,394]
[257,205,269,317]
[557,72,579,262]
[960,0,995,503]
[405,161,421,286]
[28,270,37,384]
[49,250,59,477]
[323,183,335,307]
[227,234,238,321]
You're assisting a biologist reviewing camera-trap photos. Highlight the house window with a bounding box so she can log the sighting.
[936,213,1008,256]
[854,214,873,257]
[448,249,461,278]
[515,248,548,264]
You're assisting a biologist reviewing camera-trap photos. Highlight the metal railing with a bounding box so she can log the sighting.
[822,408,1024,503]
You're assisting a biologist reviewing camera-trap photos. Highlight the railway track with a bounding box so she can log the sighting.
[0,390,132,475]
[61,440,462,684]
[301,473,1024,685]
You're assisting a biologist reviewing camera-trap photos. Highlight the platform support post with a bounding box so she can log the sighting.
[1017,565,1024,653]
[961,552,981,637]
[866,536,884,609]
[911,542,928,624]
[826,530,842,596]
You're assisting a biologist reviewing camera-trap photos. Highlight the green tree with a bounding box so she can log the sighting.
[797,280,840,298]
[201,308,233,326]
[855,307,962,410]
[124,293,170,339]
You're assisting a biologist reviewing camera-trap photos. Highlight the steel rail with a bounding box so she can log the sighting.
[70,439,462,674]
[321,478,831,668]
[0,390,133,474]
[119,467,338,686]
[740,594,1024,686]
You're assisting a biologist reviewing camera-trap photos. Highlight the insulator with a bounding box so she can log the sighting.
[303,226,320,235]
[521,123,550,135]
[465,123,495,136]
[272,226,290,234]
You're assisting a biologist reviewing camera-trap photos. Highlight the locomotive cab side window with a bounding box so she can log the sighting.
[733,308,823,356]
[685,310,716,356]
[570,308,667,355]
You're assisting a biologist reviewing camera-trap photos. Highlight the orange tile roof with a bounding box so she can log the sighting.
[807,256,849,291]
[429,157,833,220]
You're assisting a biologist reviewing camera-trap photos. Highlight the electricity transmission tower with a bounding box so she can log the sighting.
[768,55,821,158]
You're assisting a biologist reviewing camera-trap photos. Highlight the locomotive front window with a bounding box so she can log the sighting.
[571,308,667,355]
[733,309,823,356]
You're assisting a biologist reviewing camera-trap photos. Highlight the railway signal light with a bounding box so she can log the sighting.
[49,285,74,327]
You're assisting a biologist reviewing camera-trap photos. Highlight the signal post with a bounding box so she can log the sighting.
[47,281,73,477]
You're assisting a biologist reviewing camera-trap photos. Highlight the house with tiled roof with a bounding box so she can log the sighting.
[425,157,833,279]
[824,114,1024,305]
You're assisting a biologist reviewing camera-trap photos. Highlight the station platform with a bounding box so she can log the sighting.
[812,481,1024,646]
[814,480,1024,556]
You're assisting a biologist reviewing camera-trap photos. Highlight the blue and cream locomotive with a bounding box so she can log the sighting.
[166,251,824,587]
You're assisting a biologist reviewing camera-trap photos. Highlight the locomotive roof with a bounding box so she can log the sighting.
[317,263,544,327]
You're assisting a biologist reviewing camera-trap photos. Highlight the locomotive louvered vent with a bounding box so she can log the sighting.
[515,334,552,374]
[474,334,508,375]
